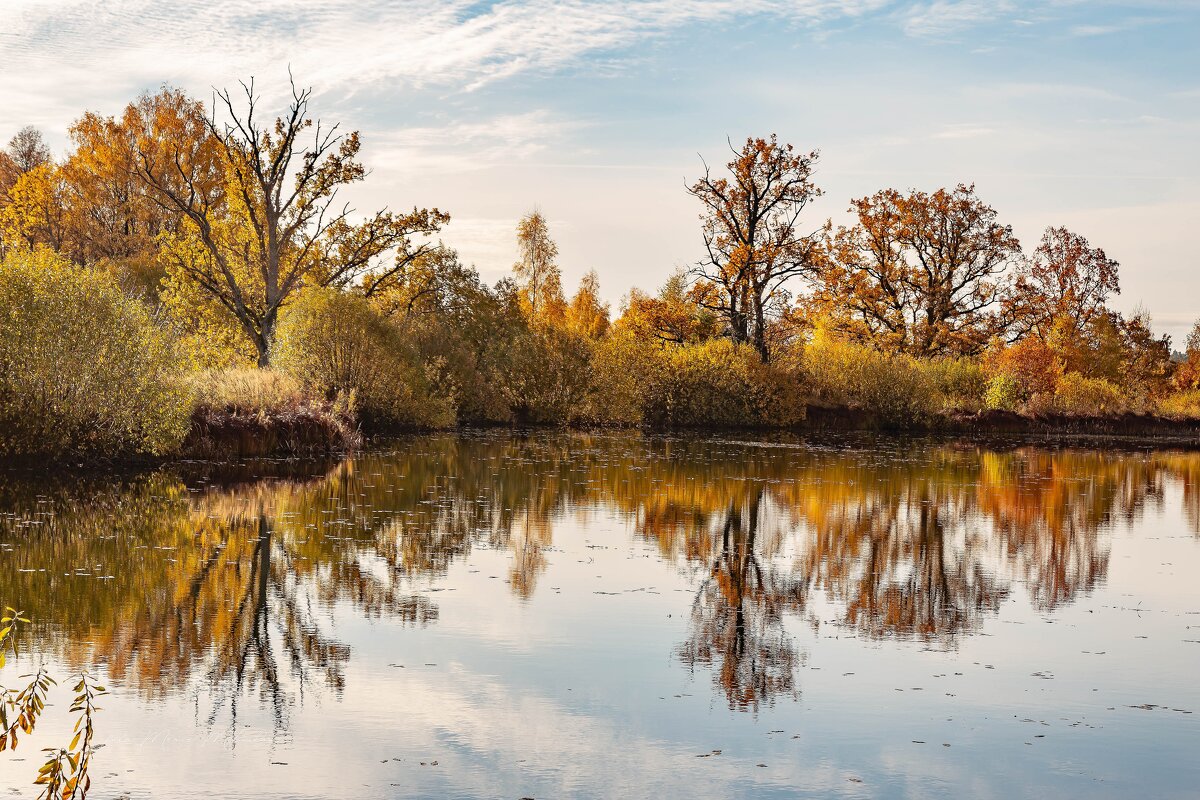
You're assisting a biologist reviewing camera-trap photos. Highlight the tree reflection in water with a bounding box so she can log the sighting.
[676,487,808,711]
[1,434,1198,719]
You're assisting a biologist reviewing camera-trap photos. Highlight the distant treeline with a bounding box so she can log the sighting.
[1,78,1199,460]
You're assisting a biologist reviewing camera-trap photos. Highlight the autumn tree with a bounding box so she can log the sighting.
[133,77,448,366]
[1174,319,1200,391]
[1120,309,1174,399]
[58,93,188,271]
[0,149,14,203]
[565,269,610,339]
[367,245,480,321]
[688,135,822,362]
[1008,226,1120,343]
[513,209,565,322]
[0,163,69,254]
[617,270,720,346]
[809,184,1022,357]
[1,128,56,256]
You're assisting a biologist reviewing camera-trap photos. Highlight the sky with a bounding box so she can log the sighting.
[1,0,1198,341]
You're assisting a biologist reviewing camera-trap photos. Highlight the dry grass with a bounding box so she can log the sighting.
[189,368,316,416]
[184,369,359,458]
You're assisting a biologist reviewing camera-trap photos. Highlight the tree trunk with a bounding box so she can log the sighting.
[254,311,277,368]
[751,293,770,363]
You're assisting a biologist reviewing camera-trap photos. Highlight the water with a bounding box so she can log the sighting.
[1,431,1198,799]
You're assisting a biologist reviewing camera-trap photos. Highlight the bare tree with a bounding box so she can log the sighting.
[133,76,448,366]
[5,126,52,173]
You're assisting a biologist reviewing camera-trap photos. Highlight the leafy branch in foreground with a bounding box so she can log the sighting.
[0,608,108,800]
[34,672,106,800]
[1,607,56,752]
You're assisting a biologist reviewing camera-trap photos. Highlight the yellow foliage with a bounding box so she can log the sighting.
[589,336,804,427]
[274,289,454,428]
[0,164,68,253]
[1054,373,1127,416]
[981,337,1064,411]
[803,331,936,425]
[1158,390,1200,420]
[187,369,313,416]
[0,247,192,457]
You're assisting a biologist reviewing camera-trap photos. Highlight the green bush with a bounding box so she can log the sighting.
[274,289,454,429]
[1054,373,1127,416]
[984,374,1022,412]
[0,248,191,458]
[804,336,935,425]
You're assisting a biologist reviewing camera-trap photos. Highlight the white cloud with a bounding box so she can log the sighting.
[1071,23,1122,36]
[976,82,1129,103]
[902,0,1014,37]
[0,1,886,116]
[367,111,586,175]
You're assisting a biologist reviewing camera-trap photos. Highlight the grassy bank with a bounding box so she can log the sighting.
[181,370,360,459]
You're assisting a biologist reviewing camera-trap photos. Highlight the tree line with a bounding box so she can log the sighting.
[1,77,1199,458]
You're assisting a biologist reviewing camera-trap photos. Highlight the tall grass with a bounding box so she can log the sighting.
[185,368,360,458]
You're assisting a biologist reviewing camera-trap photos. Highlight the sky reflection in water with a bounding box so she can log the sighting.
[1,432,1198,799]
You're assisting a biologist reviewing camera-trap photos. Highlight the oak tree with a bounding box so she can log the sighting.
[1009,226,1120,342]
[689,135,822,362]
[810,184,1021,357]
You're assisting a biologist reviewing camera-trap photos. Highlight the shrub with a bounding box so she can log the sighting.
[0,248,191,458]
[1054,373,1127,416]
[583,331,662,425]
[274,290,454,429]
[586,336,803,428]
[984,374,1021,412]
[1158,390,1200,420]
[804,335,935,426]
[920,357,988,413]
[982,338,1063,412]
[501,323,596,424]
[650,339,804,427]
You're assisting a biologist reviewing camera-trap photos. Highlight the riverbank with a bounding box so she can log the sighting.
[803,404,1200,443]
[169,404,1200,462]
[8,401,1200,471]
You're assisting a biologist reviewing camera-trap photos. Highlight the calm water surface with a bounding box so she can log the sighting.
[1,432,1198,799]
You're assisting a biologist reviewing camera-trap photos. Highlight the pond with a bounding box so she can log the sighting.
[1,431,1198,799]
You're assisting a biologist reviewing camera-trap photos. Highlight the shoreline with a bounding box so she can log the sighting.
[6,406,1200,474]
